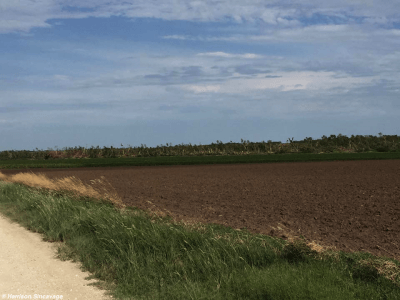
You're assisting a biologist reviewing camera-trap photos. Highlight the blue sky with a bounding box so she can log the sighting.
[1,0,399,151]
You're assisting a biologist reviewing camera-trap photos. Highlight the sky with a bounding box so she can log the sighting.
[1,0,399,151]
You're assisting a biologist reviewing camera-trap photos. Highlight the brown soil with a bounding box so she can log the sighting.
[2,159,400,260]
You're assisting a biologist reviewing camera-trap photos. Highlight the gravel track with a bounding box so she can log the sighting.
[0,213,112,300]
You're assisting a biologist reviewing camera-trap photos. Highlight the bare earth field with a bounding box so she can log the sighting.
[2,159,400,260]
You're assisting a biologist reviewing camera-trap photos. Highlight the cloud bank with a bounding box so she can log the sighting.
[2,0,400,34]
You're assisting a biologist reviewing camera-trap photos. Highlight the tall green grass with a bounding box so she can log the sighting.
[0,181,399,299]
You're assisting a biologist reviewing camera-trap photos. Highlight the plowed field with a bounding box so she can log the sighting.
[2,159,399,260]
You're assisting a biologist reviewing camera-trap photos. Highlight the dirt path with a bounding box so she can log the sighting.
[0,213,112,300]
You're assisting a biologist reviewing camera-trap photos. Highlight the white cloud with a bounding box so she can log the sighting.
[179,71,379,94]
[53,74,71,81]
[162,35,189,40]
[162,35,242,42]
[197,52,263,59]
[167,24,371,44]
[162,24,400,53]
[183,85,221,93]
[1,0,400,34]
[0,19,51,33]
[383,29,400,36]
[0,0,55,33]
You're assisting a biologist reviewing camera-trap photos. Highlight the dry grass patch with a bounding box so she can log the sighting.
[0,171,125,209]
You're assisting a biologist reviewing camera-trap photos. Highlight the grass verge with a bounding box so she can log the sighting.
[0,179,399,299]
